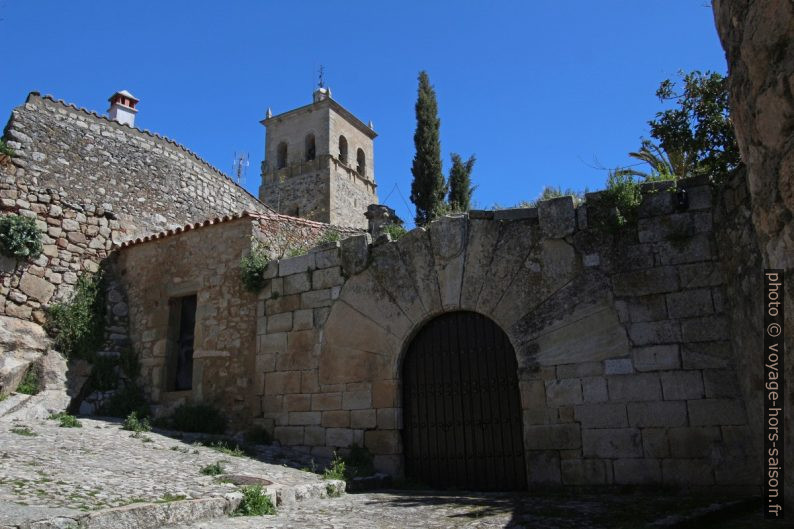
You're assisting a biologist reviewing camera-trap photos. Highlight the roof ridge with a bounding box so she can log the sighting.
[26,92,268,209]
[117,210,362,250]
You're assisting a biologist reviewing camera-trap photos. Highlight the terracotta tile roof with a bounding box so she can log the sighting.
[116,211,362,250]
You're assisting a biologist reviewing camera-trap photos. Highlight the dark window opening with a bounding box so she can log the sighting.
[338,135,348,164]
[277,142,288,169]
[305,133,316,161]
[167,294,197,391]
[356,148,366,176]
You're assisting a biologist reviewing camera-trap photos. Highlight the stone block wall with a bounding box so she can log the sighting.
[250,177,757,490]
[4,92,268,239]
[116,212,359,426]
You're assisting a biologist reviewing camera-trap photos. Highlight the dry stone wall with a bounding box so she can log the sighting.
[4,92,268,238]
[0,162,125,320]
[251,177,756,490]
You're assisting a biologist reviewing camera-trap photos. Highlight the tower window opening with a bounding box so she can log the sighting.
[277,142,288,169]
[305,134,316,161]
[356,148,366,176]
[338,135,348,164]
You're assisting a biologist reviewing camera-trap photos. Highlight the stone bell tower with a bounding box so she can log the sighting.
[258,86,378,229]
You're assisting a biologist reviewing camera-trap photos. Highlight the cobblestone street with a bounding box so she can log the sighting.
[167,489,782,529]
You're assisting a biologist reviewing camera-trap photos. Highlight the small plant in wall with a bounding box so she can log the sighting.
[0,138,13,157]
[0,214,43,261]
[44,271,106,360]
[240,240,270,293]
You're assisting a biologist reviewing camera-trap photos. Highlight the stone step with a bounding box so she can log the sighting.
[16,479,345,529]
[0,393,32,419]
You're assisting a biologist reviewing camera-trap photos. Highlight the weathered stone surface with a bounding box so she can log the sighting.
[459,219,500,311]
[574,403,628,428]
[688,399,747,426]
[626,401,687,428]
[428,215,467,309]
[613,459,660,484]
[660,370,704,400]
[340,234,371,277]
[582,428,642,458]
[18,273,55,303]
[607,373,661,402]
[538,196,575,238]
[523,424,581,450]
[560,459,609,485]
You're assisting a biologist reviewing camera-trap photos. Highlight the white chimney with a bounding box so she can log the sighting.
[107,90,139,126]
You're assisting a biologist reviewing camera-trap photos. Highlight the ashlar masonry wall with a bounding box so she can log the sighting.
[254,176,757,490]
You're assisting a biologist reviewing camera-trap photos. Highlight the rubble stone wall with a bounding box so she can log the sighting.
[3,92,268,239]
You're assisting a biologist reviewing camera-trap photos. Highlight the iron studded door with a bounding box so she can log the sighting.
[402,311,526,491]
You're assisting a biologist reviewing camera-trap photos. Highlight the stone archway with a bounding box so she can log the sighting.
[402,311,526,491]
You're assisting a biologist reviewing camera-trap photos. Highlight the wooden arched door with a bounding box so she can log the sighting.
[402,311,526,490]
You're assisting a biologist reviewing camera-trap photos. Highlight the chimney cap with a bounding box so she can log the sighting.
[108,90,139,103]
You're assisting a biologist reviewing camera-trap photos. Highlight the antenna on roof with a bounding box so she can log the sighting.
[232,152,250,185]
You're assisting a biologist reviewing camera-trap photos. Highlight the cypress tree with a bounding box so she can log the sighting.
[410,71,446,226]
[448,153,476,212]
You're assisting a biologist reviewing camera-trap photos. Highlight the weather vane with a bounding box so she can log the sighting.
[318,65,325,89]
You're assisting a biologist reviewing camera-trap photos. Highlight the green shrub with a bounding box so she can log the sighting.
[207,440,246,457]
[97,383,149,419]
[158,493,186,503]
[16,367,40,395]
[167,403,227,434]
[234,485,276,516]
[45,272,105,360]
[0,139,14,157]
[0,214,42,261]
[240,242,269,293]
[323,452,346,481]
[318,230,341,244]
[122,411,151,433]
[244,425,272,446]
[383,223,407,241]
[49,412,81,428]
[344,444,375,478]
[200,461,225,476]
[10,426,36,436]
[593,170,644,232]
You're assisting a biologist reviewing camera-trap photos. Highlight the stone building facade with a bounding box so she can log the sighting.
[0,92,271,321]
[115,174,757,491]
[0,74,781,495]
[115,212,358,421]
[258,88,378,229]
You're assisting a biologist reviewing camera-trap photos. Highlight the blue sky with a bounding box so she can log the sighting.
[0,1,726,226]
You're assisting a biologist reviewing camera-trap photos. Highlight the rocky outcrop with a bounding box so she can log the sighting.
[0,315,49,396]
[713,0,794,508]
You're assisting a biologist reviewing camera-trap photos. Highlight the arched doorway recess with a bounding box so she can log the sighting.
[402,311,526,491]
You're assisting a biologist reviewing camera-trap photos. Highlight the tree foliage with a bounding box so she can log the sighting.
[447,153,476,212]
[410,71,446,225]
[644,70,740,181]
